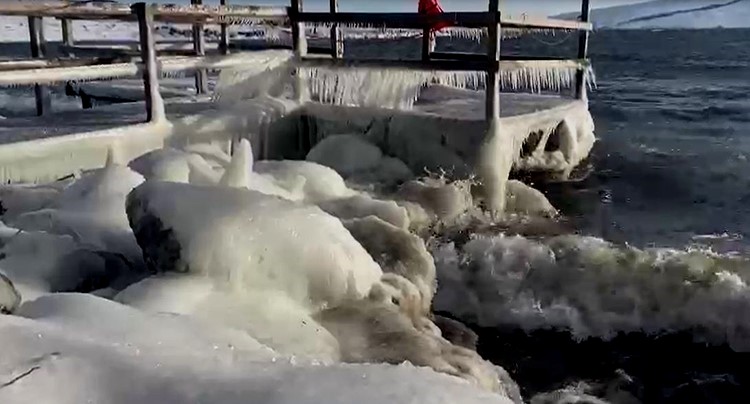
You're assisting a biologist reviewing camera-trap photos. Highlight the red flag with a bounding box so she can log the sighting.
[418,0,451,32]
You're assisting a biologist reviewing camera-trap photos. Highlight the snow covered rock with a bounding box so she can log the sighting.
[126,181,382,312]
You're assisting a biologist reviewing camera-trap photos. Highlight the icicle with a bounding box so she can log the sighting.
[220,138,253,188]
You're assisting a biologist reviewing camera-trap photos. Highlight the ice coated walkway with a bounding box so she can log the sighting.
[0,99,216,144]
[0,87,577,144]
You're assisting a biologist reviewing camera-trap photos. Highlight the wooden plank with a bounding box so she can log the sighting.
[295,12,492,29]
[575,0,591,100]
[295,12,592,31]
[132,3,160,122]
[28,16,51,116]
[485,0,500,121]
[0,2,289,24]
[330,0,343,59]
[298,57,491,72]
[219,0,230,55]
[0,57,133,72]
[191,0,208,95]
[499,15,592,31]
[431,52,577,62]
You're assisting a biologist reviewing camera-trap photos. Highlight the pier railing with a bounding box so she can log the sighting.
[0,0,592,123]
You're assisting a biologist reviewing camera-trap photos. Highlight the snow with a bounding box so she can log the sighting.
[557,0,750,29]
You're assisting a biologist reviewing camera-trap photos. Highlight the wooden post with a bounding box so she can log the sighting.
[219,0,230,55]
[485,0,501,121]
[28,16,50,116]
[575,0,591,100]
[132,3,162,122]
[61,18,74,54]
[330,0,343,58]
[291,0,308,102]
[191,0,208,94]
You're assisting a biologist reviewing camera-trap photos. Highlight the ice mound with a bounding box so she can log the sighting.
[126,181,382,311]
[0,294,512,404]
[433,233,750,351]
[8,153,145,260]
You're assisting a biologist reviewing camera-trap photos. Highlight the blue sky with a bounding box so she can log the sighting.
[166,1,650,15]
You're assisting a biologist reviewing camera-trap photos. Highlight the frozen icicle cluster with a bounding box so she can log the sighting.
[498,60,589,93]
[302,67,486,110]
[212,50,295,103]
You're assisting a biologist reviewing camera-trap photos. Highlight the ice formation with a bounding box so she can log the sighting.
[0,293,514,404]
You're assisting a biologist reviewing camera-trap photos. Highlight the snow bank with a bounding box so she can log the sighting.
[433,233,750,351]
[0,293,512,404]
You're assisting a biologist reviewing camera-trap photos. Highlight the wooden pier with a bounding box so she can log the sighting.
[0,0,592,121]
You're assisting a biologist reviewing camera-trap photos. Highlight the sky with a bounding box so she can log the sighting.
[159,0,652,15]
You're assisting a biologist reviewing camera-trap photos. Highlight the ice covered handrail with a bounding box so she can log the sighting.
[0,1,289,24]
[0,53,292,87]
[292,12,592,32]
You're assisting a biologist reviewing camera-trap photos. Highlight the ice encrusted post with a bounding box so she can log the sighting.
[485,0,500,121]
[27,16,50,116]
[132,2,165,123]
[191,0,209,94]
[477,0,511,218]
[219,0,230,55]
[575,0,591,100]
[291,0,309,102]
[330,0,344,59]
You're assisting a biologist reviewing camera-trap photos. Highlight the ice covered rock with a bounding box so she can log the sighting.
[9,155,145,260]
[254,160,355,202]
[342,216,437,314]
[505,180,557,217]
[0,293,514,404]
[318,194,411,229]
[129,148,221,185]
[306,134,383,177]
[115,274,341,361]
[0,227,143,301]
[126,181,382,312]
[317,294,516,397]
[0,272,20,314]
[399,178,473,223]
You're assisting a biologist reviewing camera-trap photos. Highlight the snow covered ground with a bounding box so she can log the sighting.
[558,0,750,29]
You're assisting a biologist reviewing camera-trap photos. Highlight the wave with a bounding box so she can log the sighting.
[433,233,750,351]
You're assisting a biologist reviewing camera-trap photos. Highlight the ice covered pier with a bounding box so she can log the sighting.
[0,0,596,185]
